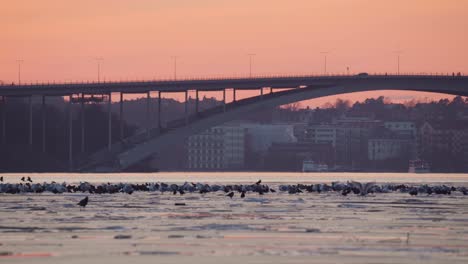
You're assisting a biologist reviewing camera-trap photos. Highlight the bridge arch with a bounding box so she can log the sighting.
[114,78,468,171]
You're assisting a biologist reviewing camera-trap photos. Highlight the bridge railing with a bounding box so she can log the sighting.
[1,72,465,88]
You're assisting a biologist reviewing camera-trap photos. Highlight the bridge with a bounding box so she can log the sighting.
[1,74,467,171]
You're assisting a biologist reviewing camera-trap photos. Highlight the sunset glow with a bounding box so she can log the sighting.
[2,0,468,104]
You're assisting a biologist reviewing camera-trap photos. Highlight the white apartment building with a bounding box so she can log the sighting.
[187,124,245,170]
[305,124,338,147]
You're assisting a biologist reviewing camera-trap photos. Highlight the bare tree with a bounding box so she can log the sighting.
[283,102,302,111]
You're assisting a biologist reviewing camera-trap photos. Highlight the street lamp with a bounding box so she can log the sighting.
[394,50,403,75]
[16,59,24,84]
[94,57,104,82]
[171,56,178,80]
[320,52,329,74]
[247,54,256,78]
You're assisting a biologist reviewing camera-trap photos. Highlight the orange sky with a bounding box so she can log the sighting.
[2,0,468,106]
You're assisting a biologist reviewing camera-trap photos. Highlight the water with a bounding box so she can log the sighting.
[2,172,468,184]
[1,172,468,264]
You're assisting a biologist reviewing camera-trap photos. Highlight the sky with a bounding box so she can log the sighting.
[2,0,468,106]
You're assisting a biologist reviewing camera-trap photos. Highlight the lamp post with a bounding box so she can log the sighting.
[320,52,329,74]
[171,56,178,80]
[394,50,403,75]
[94,57,103,82]
[17,60,24,84]
[247,54,256,78]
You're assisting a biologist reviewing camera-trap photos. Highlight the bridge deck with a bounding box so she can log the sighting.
[1,74,467,96]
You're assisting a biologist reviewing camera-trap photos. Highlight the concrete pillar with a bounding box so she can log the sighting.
[184,90,188,125]
[42,96,46,153]
[158,91,162,129]
[222,89,226,112]
[270,87,273,94]
[260,87,263,100]
[195,90,199,114]
[1,96,6,145]
[28,96,33,146]
[68,95,73,170]
[80,93,85,153]
[233,88,236,102]
[120,92,124,140]
[107,93,112,151]
[146,91,150,138]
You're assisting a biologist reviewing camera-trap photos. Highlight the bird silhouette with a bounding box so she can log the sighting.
[77,196,89,210]
[21,177,25,182]
[0,176,3,182]
[349,181,375,196]
[240,191,246,198]
[409,188,418,196]
[255,180,261,185]
[226,191,234,198]
[341,188,351,196]
[27,177,33,183]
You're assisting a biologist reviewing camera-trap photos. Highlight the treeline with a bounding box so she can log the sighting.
[272,96,468,123]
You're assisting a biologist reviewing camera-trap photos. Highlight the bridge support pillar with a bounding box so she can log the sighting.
[1,96,5,145]
[68,95,73,171]
[158,91,162,129]
[270,87,273,94]
[184,90,188,125]
[233,88,236,102]
[28,96,33,147]
[42,96,46,153]
[80,93,85,153]
[222,89,226,112]
[195,90,199,114]
[107,93,112,151]
[260,87,263,100]
[120,92,124,140]
[146,91,150,138]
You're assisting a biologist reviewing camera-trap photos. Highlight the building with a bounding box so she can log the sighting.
[418,121,468,171]
[187,124,246,170]
[334,116,383,167]
[304,124,338,147]
[241,123,297,154]
[384,121,417,158]
[384,121,416,137]
[368,138,411,161]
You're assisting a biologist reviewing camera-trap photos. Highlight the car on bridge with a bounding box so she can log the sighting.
[356,72,369,77]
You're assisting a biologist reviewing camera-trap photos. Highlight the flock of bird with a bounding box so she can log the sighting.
[1,176,467,199]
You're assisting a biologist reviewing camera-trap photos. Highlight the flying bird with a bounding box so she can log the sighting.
[240,191,246,198]
[226,191,234,198]
[21,177,25,182]
[27,177,33,183]
[255,180,261,185]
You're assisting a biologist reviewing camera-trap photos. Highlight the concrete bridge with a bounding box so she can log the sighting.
[1,74,467,171]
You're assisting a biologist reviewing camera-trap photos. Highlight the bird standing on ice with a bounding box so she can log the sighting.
[77,196,89,210]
